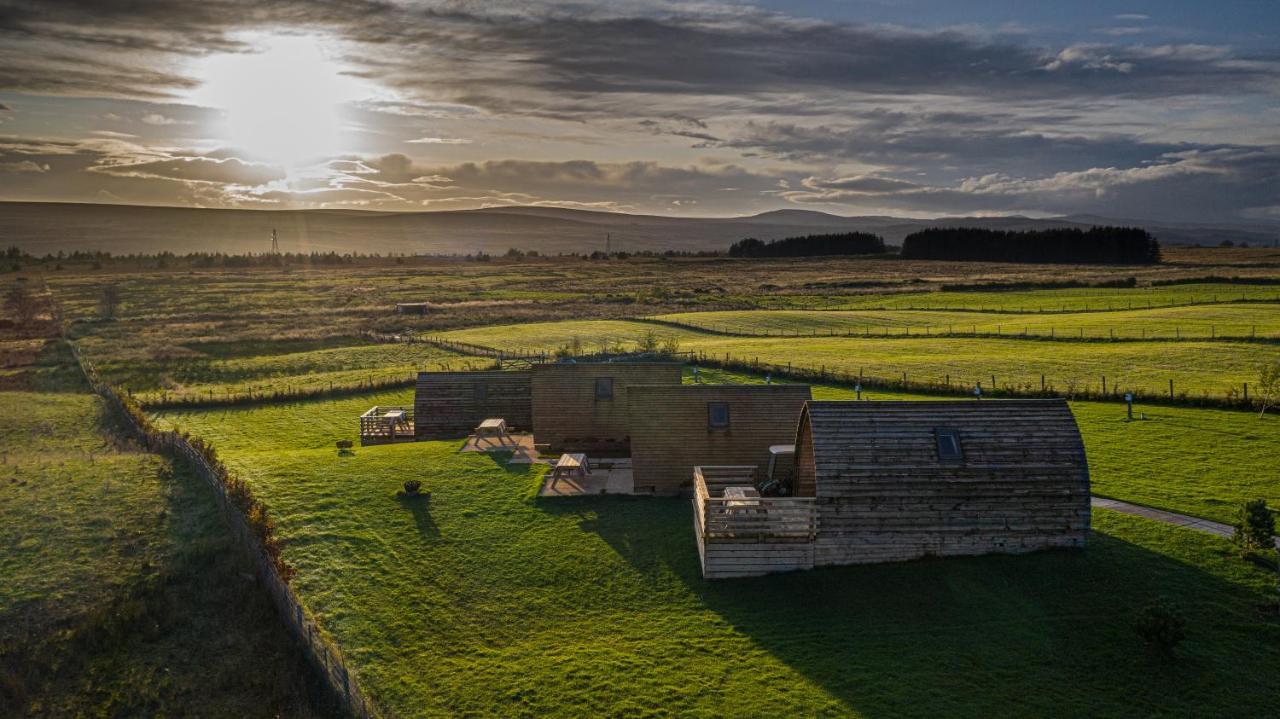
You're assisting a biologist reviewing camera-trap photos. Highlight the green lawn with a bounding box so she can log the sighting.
[654,303,1280,340]
[0,383,330,715]
[436,319,1272,398]
[155,391,1280,718]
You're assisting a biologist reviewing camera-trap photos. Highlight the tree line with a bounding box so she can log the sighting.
[900,226,1161,264]
[729,232,887,258]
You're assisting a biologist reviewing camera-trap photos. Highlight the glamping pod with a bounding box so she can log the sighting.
[795,399,1090,568]
[414,370,533,438]
[532,362,683,453]
[629,384,813,495]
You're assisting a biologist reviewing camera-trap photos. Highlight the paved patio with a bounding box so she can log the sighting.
[538,458,636,497]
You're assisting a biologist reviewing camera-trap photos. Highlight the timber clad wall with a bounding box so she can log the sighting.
[414,371,532,438]
[795,400,1090,567]
[629,384,812,495]
[532,363,682,452]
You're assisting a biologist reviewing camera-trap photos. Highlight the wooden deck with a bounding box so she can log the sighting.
[359,405,416,445]
[692,466,818,579]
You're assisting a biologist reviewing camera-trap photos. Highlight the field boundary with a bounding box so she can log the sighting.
[422,333,1267,412]
[633,315,1280,344]
[63,337,382,719]
[750,293,1280,314]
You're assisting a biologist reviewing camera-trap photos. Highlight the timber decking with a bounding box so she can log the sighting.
[693,466,819,579]
[531,362,682,453]
[414,370,532,438]
[796,399,1090,567]
[628,384,812,495]
[358,405,415,445]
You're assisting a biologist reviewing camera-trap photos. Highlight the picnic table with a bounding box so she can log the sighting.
[475,418,509,444]
[550,453,591,486]
[723,486,762,515]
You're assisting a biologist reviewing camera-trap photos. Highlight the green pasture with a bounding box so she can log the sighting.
[436,319,1273,399]
[153,390,1280,718]
[827,283,1280,312]
[655,303,1280,340]
[0,389,328,716]
[75,337,478,403]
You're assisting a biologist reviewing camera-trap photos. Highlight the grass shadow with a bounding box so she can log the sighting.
[396,494,440,538]
[563,499,1280,717]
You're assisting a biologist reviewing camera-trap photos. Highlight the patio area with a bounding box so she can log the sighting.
[538,457,636,497]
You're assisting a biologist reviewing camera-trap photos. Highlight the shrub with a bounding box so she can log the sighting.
[336,439,353,450]
[1133,598,1187,658]
[403,480,422,496]
[1232,498,1276,553]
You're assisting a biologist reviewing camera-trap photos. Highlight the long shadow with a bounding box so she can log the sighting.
[397,494,440,538]
[564,498,1280,718]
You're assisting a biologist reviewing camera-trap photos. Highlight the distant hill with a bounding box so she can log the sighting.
[0,201,1275,256]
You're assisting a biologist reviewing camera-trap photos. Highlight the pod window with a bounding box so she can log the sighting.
[708,402,731,429]
[595,377,614,400]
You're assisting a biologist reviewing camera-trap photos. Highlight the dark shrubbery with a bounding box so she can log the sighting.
[901,226,1160,264]
[729,232,886,258]
[1232,498,1276,553]
[1133,598,1187,658]
[940,277,1137,292]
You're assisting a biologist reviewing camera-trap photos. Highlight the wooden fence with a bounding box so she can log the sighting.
[64,338,382,719]
[693,466,818,579]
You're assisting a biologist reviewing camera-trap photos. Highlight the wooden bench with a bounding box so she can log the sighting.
[549,452,591,486]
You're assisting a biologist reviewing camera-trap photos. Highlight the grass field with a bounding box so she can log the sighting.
[654,303,1280,340]
[74,336,480,404]
[154,389,1280,718]
[435,318,1273,398]
[0,344,332,716]
[824,283,1280,312]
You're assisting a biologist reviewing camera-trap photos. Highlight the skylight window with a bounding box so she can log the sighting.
[935,428,963,461]
[708,401,730,429]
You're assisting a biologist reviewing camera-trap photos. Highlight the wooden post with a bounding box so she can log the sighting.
[1244,383,1249,402]
[1102,375,1107,394]
[1169,378,1174,398]
[1041,374,1046,391]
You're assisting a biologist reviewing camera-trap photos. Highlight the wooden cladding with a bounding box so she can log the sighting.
[532,363,683,453]
[628,384,812,495]
[795,399,1090,568]
[414,370,532,438]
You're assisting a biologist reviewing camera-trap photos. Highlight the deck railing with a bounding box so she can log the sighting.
[693,466,818,541]
[359,405,415,441]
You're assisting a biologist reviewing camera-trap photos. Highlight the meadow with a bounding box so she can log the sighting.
[0,341,332,716]
[435,318,1272,399]
[154,387,1280,718]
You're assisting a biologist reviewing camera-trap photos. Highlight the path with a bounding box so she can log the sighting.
[1092,496,1279,549]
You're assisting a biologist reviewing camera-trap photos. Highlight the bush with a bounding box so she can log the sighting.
[403,480,422,496]
[1232,498,1276,552]
[1133,598,1187,658]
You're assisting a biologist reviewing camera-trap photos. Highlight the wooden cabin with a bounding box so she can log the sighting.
[794,399,1090,568]
[531,362,683,453]
[693,399,1090,578]
[413,370,532,438]
[628,384,813,495]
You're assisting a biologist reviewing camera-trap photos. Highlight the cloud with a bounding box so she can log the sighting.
[92,155,285,185]
[405,137,472,145]
[0,160,51,173]
[140,112,180,125]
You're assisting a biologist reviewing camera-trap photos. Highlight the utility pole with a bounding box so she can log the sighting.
[270,228,279,254]
[605,233,611,257]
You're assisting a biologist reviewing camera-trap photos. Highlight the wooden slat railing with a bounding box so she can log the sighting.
[693,466,818,541]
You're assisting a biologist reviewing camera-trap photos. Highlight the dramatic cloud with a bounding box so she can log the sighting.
[0,1,1276,223]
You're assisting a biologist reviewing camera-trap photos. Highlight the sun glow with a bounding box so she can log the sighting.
[191,33,373,167]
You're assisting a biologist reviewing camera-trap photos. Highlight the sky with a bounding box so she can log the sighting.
[0,0,1277,222]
